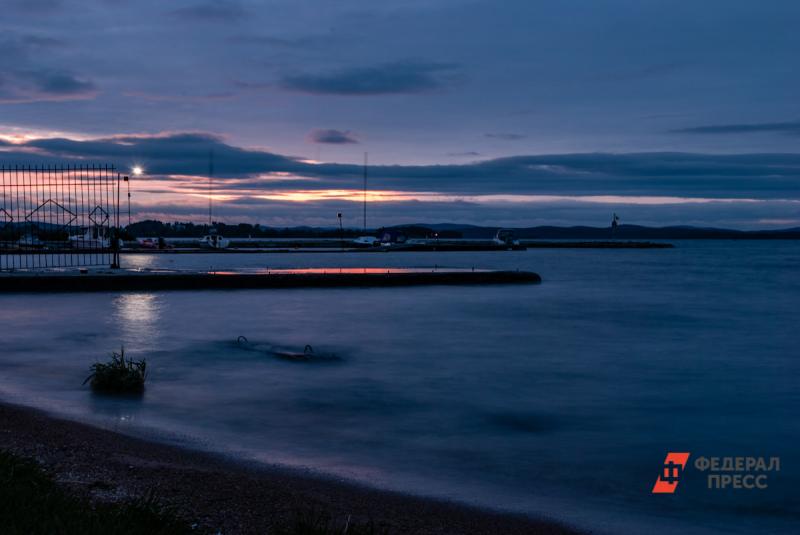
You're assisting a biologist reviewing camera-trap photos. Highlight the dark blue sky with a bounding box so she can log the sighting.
[1,0,799,228]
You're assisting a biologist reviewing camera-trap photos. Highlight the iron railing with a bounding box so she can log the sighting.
[0,165,121,271]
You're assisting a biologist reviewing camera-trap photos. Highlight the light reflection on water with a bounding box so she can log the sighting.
[0,242,798,535]
[113,293,162,349]
[122,254,157,270]
[210,267,484,275]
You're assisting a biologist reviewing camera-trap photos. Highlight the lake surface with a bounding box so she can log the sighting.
[1,241,798,534]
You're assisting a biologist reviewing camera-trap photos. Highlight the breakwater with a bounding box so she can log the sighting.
[0,269,541,293]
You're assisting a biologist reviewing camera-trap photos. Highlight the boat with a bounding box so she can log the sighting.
[69,227,115,249]
[137,237,160,249]
[493,228,520,246]
[352,236,379,247]
[199,230,230,249]
[17,233,45,249]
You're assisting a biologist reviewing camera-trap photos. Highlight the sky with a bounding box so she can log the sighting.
[1,0,799,228]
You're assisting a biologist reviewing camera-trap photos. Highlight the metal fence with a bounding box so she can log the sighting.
[0,165,121,271]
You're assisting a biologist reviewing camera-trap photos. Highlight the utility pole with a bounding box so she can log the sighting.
[611,212,619,239]
[363,152,368,233]
[208,149,214,229]
[124,176,131,227]
[337,212,343,251]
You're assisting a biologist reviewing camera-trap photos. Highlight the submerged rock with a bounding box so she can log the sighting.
[271,344,341,363]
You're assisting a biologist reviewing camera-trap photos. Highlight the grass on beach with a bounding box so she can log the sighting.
[282,508,389,535]
[0,450,190,535]
[0,449,388,534]
[84,347,147,394]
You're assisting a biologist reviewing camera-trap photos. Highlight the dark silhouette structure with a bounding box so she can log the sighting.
[0,165,121,271]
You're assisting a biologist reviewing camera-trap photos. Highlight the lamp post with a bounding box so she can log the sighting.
[124,176,131,227]
[129,165,143,228]
[337,212,343,251]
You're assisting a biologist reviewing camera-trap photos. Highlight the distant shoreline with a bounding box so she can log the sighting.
[119,240,673,252]
[120,220,800,241]
[0,401,581,535]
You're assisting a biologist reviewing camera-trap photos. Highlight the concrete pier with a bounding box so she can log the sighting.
[0,269,541,293]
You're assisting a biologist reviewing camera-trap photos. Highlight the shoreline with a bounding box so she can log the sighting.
[0,401,581,534]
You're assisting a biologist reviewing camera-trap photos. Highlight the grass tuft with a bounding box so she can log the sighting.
[279,507,390,535]
[0,450,191,535]
[84,347,147,395]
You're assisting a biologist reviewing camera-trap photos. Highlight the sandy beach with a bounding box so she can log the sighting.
[0,401,581,534]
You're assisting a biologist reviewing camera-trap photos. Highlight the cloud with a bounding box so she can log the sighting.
[671,120,800,135]
[36,72,93,94]
[2,132,799,228]
[2,132,799,201]
[170,1,246,21]
[131,197,800,231]
[280,61,460,95]
[306,129,358,144]
[228,34,333,50]
[123,90,235,102]
[485,133,526,140]
[599,62,688,82]
[447,151,481,157]
[6,0,61,12]
[0,33,64,64]
[0,70,97,104]
[0,34,95,104]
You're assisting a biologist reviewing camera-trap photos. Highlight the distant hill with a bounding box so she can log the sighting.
[121,220,800,239]
[389,224,800,240]
[518,224,800,240]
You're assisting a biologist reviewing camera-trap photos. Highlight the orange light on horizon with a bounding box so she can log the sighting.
[186,192,241,202]
[254,189,430,203]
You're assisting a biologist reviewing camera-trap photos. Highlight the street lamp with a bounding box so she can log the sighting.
[127,165,143,228]
[337,212,343,251]
[123,176,131,227]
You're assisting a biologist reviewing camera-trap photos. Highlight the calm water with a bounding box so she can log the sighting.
[1,242,798,534]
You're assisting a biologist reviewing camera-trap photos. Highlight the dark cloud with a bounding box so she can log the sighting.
[123,90,235,102]
[0,33,94,103]
[2,0,800,167]
[0,34,61,61]
[280,61,459,95]
[15,35,64,48]
[306,129,358,144]
[36,72,94,95]
[6,0,61,12]
[170,1,246,21]
[232,80,273,91]
[17,133,294,177]
[671,120,800,136]
[3,133,799,201]
[447,151,481,157]
[0,71,96,104]
[485,133,526,140]
[599,62,688,82]
[227,34,333,50]
[134,197,800,231]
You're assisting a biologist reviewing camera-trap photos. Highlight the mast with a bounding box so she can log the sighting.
[363,152,367,233]
[208,149,214,228]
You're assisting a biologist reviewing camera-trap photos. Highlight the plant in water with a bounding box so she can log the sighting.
[84,347,147,395]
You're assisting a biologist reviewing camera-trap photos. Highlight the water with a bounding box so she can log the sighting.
[1,242,798,534]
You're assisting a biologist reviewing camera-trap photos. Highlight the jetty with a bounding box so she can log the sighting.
[0,268,541,293]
